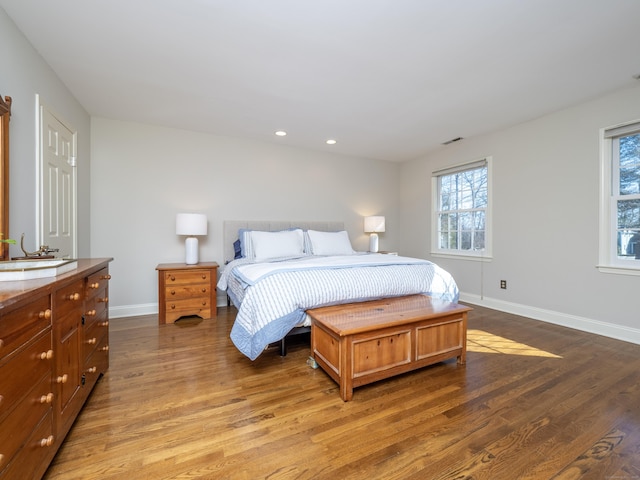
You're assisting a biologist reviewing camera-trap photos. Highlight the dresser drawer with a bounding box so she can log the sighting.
[85,267,111,300]
[0,407,54,480]
[0,373,53,470]
[0,331,52,421]
[163,269,212,286]
[53,279,84,319]
[164,299,211,319]
[0,295,51,363]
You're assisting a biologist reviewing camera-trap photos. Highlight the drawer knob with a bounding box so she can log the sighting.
[0,394,3,406]
[56,374,68,384]
[86,309,97,317]
[101,274,111,280]
[87,337,97,345]
[0,338,4,349]
[170,275,176,281]
[170,304,176,310]
[201,288,206,293]
[202,301,207,306]
[100,345,110,352]
[170,290,176,295]
[86,366,97,373]
[98,296,109,303]
[39,435,54,448]
[39,349,54,360]
[39,392,54,404]
[39,309,52,320]
[67,292,80,301]
[201,274,207,280]
[90,282,100,289]
[100,320,109,327]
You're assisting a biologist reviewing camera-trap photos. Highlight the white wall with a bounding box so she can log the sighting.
[0,8,91,256]
[90,118,400,316]
[400,84,640,343]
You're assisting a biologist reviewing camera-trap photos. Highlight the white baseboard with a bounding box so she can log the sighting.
[459,292,640,346]
[109,303,157,319]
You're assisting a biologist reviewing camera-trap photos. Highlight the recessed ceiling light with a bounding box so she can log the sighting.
[275,130,287,136]
[326,139,337,145]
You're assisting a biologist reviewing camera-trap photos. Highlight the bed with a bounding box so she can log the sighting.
[218,220,459,361]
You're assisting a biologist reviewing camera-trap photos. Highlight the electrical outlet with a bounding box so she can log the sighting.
[500,280,507,289]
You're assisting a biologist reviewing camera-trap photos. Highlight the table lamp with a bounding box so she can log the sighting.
[364,216,385,253]
[176,213,207,264]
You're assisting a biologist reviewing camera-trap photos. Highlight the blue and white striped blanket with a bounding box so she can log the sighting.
[217,254,459,360]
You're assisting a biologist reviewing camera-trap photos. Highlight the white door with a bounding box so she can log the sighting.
[38,99,77,258]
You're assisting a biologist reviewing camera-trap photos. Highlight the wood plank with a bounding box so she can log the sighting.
[42,305,640,479]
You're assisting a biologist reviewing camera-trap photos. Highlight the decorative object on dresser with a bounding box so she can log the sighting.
[157,262,218,324]
[364,215,385,253]
[176,213,207,265]
[0,258,112,479]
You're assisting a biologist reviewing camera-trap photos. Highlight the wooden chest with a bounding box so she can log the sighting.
[307,295,471,401]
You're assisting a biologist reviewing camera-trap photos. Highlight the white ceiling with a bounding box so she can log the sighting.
[2,0,639,162]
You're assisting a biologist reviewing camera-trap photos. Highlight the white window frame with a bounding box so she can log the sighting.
[598,119,640,276]
[431,156,492,261]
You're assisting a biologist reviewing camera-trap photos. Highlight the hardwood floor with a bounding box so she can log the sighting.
[43,305,640,480]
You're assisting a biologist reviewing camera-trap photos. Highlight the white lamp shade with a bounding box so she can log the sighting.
[364,216,385,233]
[176,213,207,236]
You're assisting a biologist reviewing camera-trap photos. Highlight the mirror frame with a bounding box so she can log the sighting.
[0,95,11,261]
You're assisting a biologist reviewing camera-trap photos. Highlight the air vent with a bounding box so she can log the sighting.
[442,137,463,145]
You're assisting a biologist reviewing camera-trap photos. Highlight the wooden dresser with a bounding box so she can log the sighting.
[0,258,112,479]
[156,262,218,324]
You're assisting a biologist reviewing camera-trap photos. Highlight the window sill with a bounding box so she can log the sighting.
[431,252,493,262]
[597,264,640,276]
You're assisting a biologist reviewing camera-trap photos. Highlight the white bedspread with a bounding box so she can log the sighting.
[218,254,459,360]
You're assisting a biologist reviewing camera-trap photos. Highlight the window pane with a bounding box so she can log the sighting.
[619,134,640,195]
[617,199,640,229]
[474,231,486,250]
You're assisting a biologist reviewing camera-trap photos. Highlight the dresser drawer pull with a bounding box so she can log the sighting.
[0,338,3,349]
[86,309,97,317]
[86,366,97,374]
[100,320,109,327]
[170,290,176,295]
[89,282,100,289]
[98,296,109,303]
[101,274,111,280]
[170,304,176,310]
[0,394,3,406]
[66,292,80,301]
[170,275,176,281]
[202,301,207,306]
[201,288,207,293]
[56,374,68,384]
[39,435,54,448]
[39,349,54,360]
[201,274,207,280]
[100,345,110,352]
[39,309,52,320]
[39,392,54,404]
[87,337,97,345]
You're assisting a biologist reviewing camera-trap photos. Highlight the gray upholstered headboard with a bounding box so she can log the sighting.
[223,220,344,264]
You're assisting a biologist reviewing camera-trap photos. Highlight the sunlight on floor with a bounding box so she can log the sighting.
[467,329,563,358]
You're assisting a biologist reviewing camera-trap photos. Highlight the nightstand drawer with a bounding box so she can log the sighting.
[165,284,210,300]
[163,270,212,285]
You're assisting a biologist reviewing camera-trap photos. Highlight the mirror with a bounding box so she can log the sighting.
[0,95,11,261]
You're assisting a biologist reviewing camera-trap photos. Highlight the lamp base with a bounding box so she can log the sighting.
[185,236,199,264]
[369,233,379,253]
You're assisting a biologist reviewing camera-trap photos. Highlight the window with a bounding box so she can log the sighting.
[599,120,640,275]
[432,157,491,259]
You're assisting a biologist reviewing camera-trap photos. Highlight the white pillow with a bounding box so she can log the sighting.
[251,229,305,261]
[307,230,355,255]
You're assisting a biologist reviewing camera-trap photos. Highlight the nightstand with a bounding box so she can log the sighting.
[156,262,219,324]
